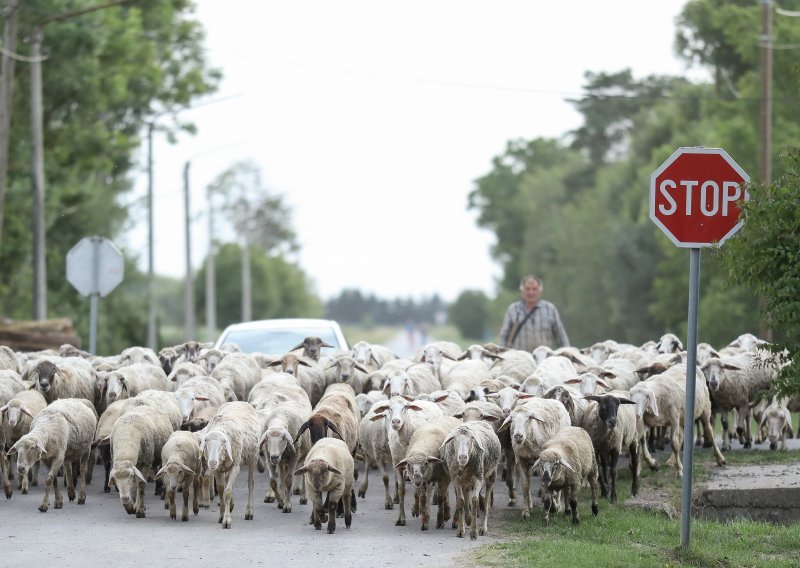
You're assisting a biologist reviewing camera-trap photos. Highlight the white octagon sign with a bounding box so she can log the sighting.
[66,237,124,297]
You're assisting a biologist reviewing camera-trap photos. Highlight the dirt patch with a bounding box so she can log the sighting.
[624,484,680,519]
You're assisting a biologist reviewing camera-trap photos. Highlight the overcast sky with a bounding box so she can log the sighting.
[124,0,706,303]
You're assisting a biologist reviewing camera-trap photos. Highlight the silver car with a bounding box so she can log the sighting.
[214,318,349,355]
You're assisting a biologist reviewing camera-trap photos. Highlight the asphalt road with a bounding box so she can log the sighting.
[1,458,502,568]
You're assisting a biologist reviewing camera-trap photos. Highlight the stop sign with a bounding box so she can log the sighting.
[649,147,749,248]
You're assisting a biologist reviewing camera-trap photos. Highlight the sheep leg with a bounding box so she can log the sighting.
[518,460,532,520]
[720,410,731,451]
[77,456,88,505]
[568,485,580,525]
[609,450,620,504]
[358,454,371,498]
[167,487,177,520]
[395,466,406,526]
[192,476,200,515]
[298,475,307,505]
[1,449,11,499]
[344,481,353,529]
[589,463,600,517]
[420,484,430,531]
[244,462,254,521]
[701,412,726,466]
[222,466,239,528]
[380,460,392,510]
[454,483,466,538]
[436,479,450,529]
[39,458,59,512]
[480,472,495,537]
[64,460,76,502]
[628,441,639,498]
[671,425,684,478]
[469,478,482,540]
[738,405,752,449]
[639,434,659,472]
[505,449,516,506]
[181,474,193,521]
[135,476,147,518]
[265,462,277,503]
[412,488,420,518]
[98,445,112,494]
[326,490,339,534]
[215,471,226,524]
[282,456,298,513]
[310,489,323,530]
[597,453,608,498]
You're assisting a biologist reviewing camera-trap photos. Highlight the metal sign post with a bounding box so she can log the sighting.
[66,236,124,354]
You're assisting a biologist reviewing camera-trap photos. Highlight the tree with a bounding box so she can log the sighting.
[208,160,297,321]
[448,290,489,342]
[718,149,800,395]
[0,1,220,347]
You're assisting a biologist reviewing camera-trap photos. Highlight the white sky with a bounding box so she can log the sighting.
[125,0,706,303]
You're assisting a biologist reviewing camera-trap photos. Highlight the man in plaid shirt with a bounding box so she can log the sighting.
[499,275,569,352]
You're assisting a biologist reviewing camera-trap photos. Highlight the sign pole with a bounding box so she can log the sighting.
[89,237,101,355]
[680,247,701,548]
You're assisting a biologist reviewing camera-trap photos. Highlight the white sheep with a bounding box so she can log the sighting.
[488,349,538,383]
[440,420,502,540]
[174,375,226,424]
[293,437,355,533]
[211,352,262,402]
[0,389,47,497]
[324,354,370,394]
[167,361,207,391]
[758,397,795,451]
[357,399,395,509]
[196,348,226,374]
[518,355,577,396]
[355,391,387,419]
[629,378,686,477]
[8,398,98,512]
[103,363,169,404]
[417,389,466,417]
[351,340,396,371]
[441,359,493,401]
[499,397,570,519]
[531,425,599,526]
[266,352,327,407]
[118,346,160,367]
[382,364,441,398]
[395,415,461,531]
[0,345,19,373]
[154,430,203,521]
[199,401,262,528]
[656,333,684,354]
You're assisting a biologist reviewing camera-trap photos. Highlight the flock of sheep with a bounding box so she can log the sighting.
[0,330,794,540]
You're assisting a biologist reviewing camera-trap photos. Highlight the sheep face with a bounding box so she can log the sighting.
[159,347,179,376]
[584,395,634,431]
[700,359,741,392]
[3,403,31,428]
[202,430,233,471]
[533,454,571,489]
[175,392,197,422]
[8,438,45,475]
[105,372,127,402]
[351,341,372,366]
[629,385,658,420]
[404,459,440,488]
[445,428,478,467]
[763,408,791,449]
[296,459,340,491]
[155,461,193,492]
[519,376,548,397]
[109,463,147,505]
[199,350,224,374]
[589,344,610,364]
[263,428,293,465]
[532,346,554,365]
[33,360,58,393]
[505,408,538,445]
[487,386,529,417]
[380,397,421,432]
[331,356,365,385]
[383,370,412,398]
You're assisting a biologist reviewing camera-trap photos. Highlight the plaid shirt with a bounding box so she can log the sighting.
[499,300,570,352]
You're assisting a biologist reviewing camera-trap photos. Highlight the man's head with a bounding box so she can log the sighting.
[519,275,543,306]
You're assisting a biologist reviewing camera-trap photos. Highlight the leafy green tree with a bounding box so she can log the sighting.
[195,243,322,329]
[718,149,800,395]
[0,1,220,349]
[448,290,489,342]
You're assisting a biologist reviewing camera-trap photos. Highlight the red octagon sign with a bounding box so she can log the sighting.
[649,147,749,248]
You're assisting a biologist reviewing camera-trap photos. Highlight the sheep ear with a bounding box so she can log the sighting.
[617,397,636,405]
[257,431,268,447]
[6,441,18,455]
[120,376,129,393]
[369,412,385,422]
[584,395,601,403]
[441,352,456,360]
[132,466,148,484]
[381,380,391,395]
[0,403,7,415]
[563,378,581,385]
[427,456,443,464]
[456,352,469,361]
[181,464,195,476]
[400,395,415,402]
[517,393,534,400]
[395,459,408,470]
[528,413,545,424]
[267,360,282,368]
[154,466,167,480]
[289,342,305,352]
[355,363,369,374]
[722,362,742,371]
[498,416,511,432]
[326,465,342,476]
[485,392,499,399]
[198,433,206,451]
[224,435,233,459]
[325,419,343,439]
[283,430,295,447]
[195,395,209,402]
[647,390,659,417]
[95,435,111,448]
[596,378,611,390]
[433,393,450,403]
[557,458,575,472]
[440,435,454,450]
[298,360,312,368]
[530,458,541,473]
[293,466,308,476]
[406,404,424,412]
[482,415,500,422]
[108,470,117,488]
[452,412,464,419]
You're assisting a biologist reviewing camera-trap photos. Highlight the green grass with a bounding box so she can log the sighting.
[466,449,800,568]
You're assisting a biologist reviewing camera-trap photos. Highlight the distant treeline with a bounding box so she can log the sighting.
[325,289,448,326]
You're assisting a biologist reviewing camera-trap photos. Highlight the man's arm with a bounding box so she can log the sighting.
[552,306,570,348]
[498,304,515,347]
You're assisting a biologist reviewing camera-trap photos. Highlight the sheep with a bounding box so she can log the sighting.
[158,347,180,376]
[118,346,160,367]
[440,420,502,540]
[370,396,443,526]
[382,365,440,398]
[351,340,397,371]
[0,369,27,404]
[499,397,570,519]
[199,401,261,528]
[629,378,687,477]
[91,398,140,493]
[30,358,95,406]
[759,397,795,451]
[518,355,577,396]
[417,389,466,417]
[266,353,327,407]
[465,376,520,403]
[553,346,598,372]
[456,344,503,367]
[414,341,461,381]
[542,384,592,428]
[587,358,641,391]
[454,401,514,507]
[180,406,219,433]
[248,373,309,412]
[486,385,536,418]
[211,352,262,402]
[532,345,554,365]
[103,363,169,404]
[581,393,639,503]
[589,340,623,364]
[324,355,370,394]
[0,345,19,373]
[8,398,97,512]
[258,402,312,513]
[290,336,336,362]
[174,375,226,424]
[196,348,226,374]
[726,332,767,353]
[531,426,599,526]
[441,359,493,401]
[0,389,47,497]
[355,391,387,419]
[701,353,776,450]
[167,361,207,391]
[154,430,203,521]
[656,333,684,355]
[488,349,538,383]
[357,399,395,509]
[293,437,355,534]
[395,416,461,531]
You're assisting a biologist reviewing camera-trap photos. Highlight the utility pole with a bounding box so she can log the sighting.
[759,0,773,342]
[205,182,216,342]
[0,0,19,257]
[146,121,157,349]
[183,160,195,340]
[30,25,46,320]
[241,242,252,322]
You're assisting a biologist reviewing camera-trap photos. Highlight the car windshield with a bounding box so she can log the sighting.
[219,327,343,355]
